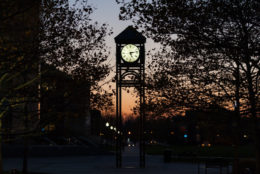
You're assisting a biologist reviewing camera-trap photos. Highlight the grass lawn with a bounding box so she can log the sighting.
[146,144,255,158]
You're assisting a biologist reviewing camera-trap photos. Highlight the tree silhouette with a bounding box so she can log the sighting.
[117,0,259,172]
[1,0,113,173]
[40,0,113,110]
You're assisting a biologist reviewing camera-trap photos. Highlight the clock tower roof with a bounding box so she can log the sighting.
[115,26,146,44]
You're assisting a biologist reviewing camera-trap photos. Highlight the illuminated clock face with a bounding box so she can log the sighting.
[121,44,140,63]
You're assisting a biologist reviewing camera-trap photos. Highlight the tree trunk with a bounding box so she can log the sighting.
[22,138,29,174]
[0,119,3,174]
[245,62,259,174]
[22,103,29,174]
[255,137,260,174]
[233,63,241,174]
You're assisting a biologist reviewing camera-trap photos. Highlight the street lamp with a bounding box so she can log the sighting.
[106,122,109,127]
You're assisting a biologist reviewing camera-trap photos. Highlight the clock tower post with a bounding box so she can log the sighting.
[114,26,146,168]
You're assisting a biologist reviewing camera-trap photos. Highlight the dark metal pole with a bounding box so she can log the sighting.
[116,74,119,168]
[116,45,122,168]
[140,63,145,168]
[142,65,146,168]
[119,73,122,168]
[139,87,144,168]
[116,47,119,168]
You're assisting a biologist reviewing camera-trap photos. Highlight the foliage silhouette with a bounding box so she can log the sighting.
[117,0,259,172]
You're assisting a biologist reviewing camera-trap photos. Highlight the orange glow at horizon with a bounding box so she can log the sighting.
[121,89,138,116]
[101,82,138,117]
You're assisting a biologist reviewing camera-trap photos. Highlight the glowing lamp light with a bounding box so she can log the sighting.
[128,131,131,135]
[105,122,109,127]
[184,134,188,138]
[110,126,113,130]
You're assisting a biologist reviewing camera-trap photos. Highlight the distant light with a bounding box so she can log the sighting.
[128,131,131,135]
[170,131,175,135]
[117,131,120,134]
[114,127,116,131]
[41,128,45,132]
[150,131,153,134]
[184,134,188,138]
[110,126,113,130]
[105,122,109,127]
[201,144,205,147]
[208,144,211,147]
[234,101,237,109]
[99,132,104,136]
[216,134,220,137]
[243,134,248,138]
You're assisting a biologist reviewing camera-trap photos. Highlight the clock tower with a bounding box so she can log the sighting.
[114,26,146,168]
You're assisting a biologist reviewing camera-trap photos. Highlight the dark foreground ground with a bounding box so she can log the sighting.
[3,145,232,174]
